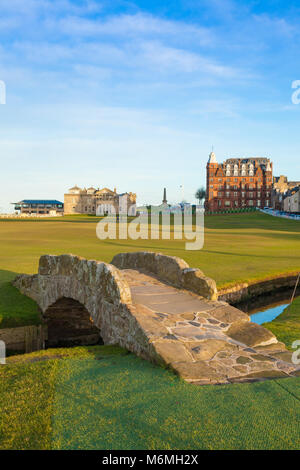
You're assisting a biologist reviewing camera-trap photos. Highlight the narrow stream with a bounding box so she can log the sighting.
[236,289,299,325]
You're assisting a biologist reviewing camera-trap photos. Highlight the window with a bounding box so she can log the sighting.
[257,200,261,206]
[225,201,230,206]
[226,191,230,197]
[249,200,253,206]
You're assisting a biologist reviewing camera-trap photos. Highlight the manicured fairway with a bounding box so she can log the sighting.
[1,346,300,450]
[0,212,299,327]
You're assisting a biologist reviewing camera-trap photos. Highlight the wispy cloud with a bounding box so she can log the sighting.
[56,12,213,44]
[139,41,237,77]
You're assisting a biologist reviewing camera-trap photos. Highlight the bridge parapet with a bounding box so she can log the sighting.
[111,251,218,300]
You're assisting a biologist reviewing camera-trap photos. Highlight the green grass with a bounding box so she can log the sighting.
[1,213,299,450]
[0,270,41,328]
[264,296,300,349]
[0,211,299,328]
[1,345,300,450]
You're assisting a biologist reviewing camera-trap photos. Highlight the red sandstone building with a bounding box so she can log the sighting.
[205,152,273,211]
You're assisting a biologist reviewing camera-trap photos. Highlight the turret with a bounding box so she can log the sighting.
[207,151,217,164]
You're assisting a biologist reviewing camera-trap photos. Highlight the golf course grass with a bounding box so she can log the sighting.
[0,211,299,328]
[1,345,300,450]
[264,296,300,349]
[0,212,300,450]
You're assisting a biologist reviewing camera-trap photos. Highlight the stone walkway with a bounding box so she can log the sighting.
[121,269,300,385]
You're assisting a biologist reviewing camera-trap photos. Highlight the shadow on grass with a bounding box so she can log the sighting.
[0,269,41,328]
[51,354,300,450]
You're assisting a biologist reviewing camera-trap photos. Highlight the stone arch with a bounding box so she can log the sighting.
[13,254,135,347]
[44,297,102,347]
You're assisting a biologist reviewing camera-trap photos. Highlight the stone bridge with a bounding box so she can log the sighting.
[14,252,300,385]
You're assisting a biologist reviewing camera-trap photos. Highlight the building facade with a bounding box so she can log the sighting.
[272,175,300,210]
[12,200,64,215]
[64,186,137,216]
[283,187,300,213]
[205,152,273,211]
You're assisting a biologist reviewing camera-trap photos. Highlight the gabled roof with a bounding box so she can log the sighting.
[215,167,225,177]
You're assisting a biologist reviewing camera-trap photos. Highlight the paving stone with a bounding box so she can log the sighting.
[153,341,192,365]
[172,325,206,338]
[149,298,213,314]
[270,351,294,363]
[187,339,237,361]
[170,360,225,382]
[237,370,289,380]
[209,305,250,324]
[233,365,248,374]
[236,356,252,364]
[163,334,178,341]
[227,321,278,348]
[132,292,187,305]
[204,324,221,330]
[181,312,195,320]
[250,354,277,362]
[207,318,219,324]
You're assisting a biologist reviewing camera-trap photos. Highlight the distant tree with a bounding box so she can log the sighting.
[195,187,206,204]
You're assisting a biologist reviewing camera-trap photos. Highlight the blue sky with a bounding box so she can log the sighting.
[0,0,300,211]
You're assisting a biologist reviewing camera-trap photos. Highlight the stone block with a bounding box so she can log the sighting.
[227,321,278,348]
[181,269,218,300]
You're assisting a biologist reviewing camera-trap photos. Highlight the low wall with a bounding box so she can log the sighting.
[218,274,300,304]
[111,251,218,301]
[0,325,47,353]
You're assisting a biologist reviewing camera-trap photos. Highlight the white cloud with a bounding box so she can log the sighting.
[253,14,297,38]
[56,12,213,44]
[140,41,238,77]
[0,0,102,16]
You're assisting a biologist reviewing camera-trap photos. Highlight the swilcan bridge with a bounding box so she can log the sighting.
[14,252,300,385]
